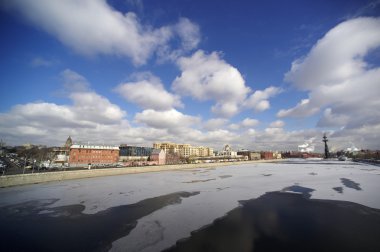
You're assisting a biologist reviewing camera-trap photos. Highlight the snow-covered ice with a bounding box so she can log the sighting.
[0,160,379,251]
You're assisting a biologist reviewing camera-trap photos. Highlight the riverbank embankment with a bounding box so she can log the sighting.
[0,160,281,188]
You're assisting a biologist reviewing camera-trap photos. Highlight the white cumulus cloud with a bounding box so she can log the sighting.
[0,94,129,145]
[280,17,380,132]
[241,118,260,127]
[244,86,282,112]
[175,17,201,51]
[134,109,200,129]
[115,73,182,110]
[0,69,132,145]
[285,17,380,90]
[277,17,380,149]
[70,92,126,124]
[2,0,200,65]
[277,99,320,118]
[172,50,250,117]
[61,69,90,92]
[228,123,240,130]
[228,118,259,131]
[269,120,285,128]
[317,108,350,127]
[203,118,228,130]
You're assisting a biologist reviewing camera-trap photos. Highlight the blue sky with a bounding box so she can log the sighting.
[0,0,379,151]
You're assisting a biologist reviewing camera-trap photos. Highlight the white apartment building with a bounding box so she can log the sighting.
[153,142,214,157]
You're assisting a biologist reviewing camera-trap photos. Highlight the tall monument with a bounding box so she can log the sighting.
[322,134,329,159]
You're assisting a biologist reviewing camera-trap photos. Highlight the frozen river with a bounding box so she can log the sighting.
[1,160,380,251]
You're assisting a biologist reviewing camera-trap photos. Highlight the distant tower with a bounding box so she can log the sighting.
[224,144,231,152]
[64,136,73,149]
[322,134,329,159]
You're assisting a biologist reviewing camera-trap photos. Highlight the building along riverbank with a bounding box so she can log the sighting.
[0,159,281,188]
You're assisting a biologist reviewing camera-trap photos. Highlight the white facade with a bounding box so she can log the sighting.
[218,144,237,157]
[70,144,119,150]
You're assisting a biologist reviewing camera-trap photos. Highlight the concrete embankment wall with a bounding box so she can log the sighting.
[0,160,280,188]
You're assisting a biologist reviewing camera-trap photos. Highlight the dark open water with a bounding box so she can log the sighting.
[165,192,380,252]
[0,191,199,251]
[1,191,380,252]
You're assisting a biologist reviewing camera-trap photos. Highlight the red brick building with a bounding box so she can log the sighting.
[261,151,274,160]
[69,144,119,166]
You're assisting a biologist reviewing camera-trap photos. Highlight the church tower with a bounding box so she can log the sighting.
[64,136,73,149]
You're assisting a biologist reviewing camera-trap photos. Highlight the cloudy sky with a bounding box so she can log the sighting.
[0,0,379,152]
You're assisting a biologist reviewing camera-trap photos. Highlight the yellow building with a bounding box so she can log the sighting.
[153,142,178,154]
[153,142,213,158]
[273,151,282,159]
[191,146,199,157]
[178,144,191,157]
[197,146,214,157]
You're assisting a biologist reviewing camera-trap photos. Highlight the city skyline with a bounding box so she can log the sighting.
[1,0,380,152]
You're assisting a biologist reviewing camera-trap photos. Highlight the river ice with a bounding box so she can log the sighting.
[0,159,379,251]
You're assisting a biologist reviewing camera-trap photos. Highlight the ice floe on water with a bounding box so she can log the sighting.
[0,159,379,251]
